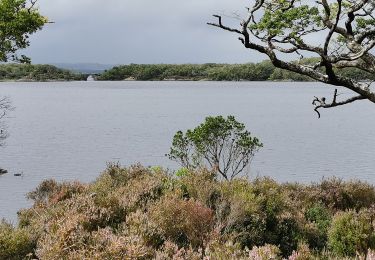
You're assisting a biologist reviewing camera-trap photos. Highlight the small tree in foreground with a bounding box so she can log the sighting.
[208,0,375,117]
[167,116,262,180]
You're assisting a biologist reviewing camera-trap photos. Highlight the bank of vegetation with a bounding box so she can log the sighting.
[2,164,375,259]
[0,64,86,82]
[98,59,375,82]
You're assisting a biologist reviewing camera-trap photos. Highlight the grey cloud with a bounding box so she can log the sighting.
[24,0,266,64]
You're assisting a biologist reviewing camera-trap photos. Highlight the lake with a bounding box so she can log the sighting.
[0,81,374,222]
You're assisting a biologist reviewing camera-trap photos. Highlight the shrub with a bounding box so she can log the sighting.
[154,241,201,260]
[124,210,163,248]
[0,221,35,260]
[37,226,152,260]
[288,243,313,260]
[177,168,219,208]
[91,163,145,194]
[309,178,375,211]
[248,244,281,260]
[328,210,375,257]
[149,195,214,248]
[218,178,305,257]
[27,179,86,205]
[219,180,265,249]
[304,203,332,249]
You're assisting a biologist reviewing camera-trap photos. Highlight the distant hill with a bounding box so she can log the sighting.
[52,63,115,74]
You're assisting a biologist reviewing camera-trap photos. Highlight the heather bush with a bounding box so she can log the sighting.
[37,226,152,260]
[288,243,313,260]
[27,179,86,205]
[149,194,214,248]
[124,210,164,248]
[154,241,201,260]
[247,244,281,260]
[204,240,250,259]
[309,178,375,211]
[90,163,151,195]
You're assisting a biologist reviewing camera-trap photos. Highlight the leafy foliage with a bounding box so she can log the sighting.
[0,0,47,62]
[167,116,263,180]
[328,210,375,257]
[0,221,35,260]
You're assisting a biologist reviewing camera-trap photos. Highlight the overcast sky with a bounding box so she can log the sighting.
[23,0,269,64]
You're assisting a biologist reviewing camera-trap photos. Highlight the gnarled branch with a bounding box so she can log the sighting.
[208,0,375,117]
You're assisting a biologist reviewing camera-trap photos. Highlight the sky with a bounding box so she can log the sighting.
[23,0,269,65]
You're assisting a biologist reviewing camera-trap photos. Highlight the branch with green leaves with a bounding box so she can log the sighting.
[0,0,47,63]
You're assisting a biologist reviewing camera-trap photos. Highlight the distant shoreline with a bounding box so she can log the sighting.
[0,79,308,83]
[1,62,373,83]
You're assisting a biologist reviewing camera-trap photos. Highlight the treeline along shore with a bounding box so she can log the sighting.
[1,58,374,82]
[0,64,86,82]
[97,58,375,81]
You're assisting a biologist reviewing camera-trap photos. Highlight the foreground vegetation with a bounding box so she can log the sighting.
[98,59,375,82]
[2,164,375,259]
[0,64,86,82]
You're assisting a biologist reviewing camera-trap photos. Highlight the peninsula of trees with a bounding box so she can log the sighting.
[0,64,86,82]
[98,59,375,82]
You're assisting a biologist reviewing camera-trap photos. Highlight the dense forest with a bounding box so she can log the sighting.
[98,59,375,82]
[0,64,86,81]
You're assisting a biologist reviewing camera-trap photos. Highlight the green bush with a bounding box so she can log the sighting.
[328,210,375,257]
[0,221,35,260]
[304,203,332,249]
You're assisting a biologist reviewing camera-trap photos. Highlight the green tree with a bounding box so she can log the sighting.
[209,0,375,117]
[167,116,262,180]
[0,0,47,63]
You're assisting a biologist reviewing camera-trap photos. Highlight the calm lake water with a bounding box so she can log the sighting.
[0,81,374,222]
